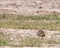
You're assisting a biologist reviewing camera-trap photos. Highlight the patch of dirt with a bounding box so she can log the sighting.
[0,0,60,15]
[0,28,60,47]
[0,28,60,39]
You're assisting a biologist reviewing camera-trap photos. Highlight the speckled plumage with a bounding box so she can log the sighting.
[37,30,45,38]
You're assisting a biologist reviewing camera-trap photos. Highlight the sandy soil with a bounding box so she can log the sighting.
[0,28,60,48]
[0,0,60,15]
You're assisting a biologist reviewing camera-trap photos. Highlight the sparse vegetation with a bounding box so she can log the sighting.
[0,13,60,20]
[0,38,8,46]
[0,0,60,47]
[0,37,60,47]
[0,20,60,30]
[0,13,60,47]
[0,14,60,30]
[19,38,43,47]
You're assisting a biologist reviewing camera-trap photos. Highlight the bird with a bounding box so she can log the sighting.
[37,30,45,38]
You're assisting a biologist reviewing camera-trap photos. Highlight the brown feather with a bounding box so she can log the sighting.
[37,30,45,37]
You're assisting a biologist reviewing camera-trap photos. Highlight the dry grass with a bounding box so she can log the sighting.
[0,14,60,30]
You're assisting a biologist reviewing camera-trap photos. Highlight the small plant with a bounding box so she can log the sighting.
[47,39,58,44]
[0,40,7,46]
[19,37,43,47]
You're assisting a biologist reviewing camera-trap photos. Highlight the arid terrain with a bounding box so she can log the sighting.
[0,0,60,48]
[0,28,60,48]
[0,0,60,15]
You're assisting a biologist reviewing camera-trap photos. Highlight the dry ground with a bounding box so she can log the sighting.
[0,0,60,15]
[0,0,60,48]
[0,28,60,47]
